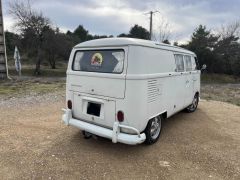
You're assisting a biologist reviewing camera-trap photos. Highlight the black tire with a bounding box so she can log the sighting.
[186,93,199,113]
[82,131,92,139]
[144,115,162,145]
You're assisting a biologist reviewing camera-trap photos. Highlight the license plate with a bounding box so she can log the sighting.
[87,102,101,117]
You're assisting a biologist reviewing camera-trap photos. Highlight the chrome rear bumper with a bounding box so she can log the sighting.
[62,109,146,145]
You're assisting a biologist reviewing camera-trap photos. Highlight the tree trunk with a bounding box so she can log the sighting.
[48,53,53,69]
[35,46,41,75]
[51,60,56,69]
[48,53,56,69]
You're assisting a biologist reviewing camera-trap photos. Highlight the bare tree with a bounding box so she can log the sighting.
[152,16,172,43]
[219,20,240,39]
[9,0,51,75]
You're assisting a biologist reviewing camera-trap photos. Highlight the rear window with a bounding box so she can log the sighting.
[72,49,125,73]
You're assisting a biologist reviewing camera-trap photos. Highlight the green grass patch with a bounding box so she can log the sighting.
[8,65,67,77]
[0,80,65,99]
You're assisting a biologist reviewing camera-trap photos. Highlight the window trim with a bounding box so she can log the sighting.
[72,49,125,74]
[184,55,192,72]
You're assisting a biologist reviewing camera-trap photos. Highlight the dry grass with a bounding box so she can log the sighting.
[201,74,240,106]
[201,73,240,84]
[201,84,240,106]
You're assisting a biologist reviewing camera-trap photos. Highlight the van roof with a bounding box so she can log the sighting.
[74,38,196,55]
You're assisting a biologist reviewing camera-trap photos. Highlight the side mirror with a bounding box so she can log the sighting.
[201,64,207,71]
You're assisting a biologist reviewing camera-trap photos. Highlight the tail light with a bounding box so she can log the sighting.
[117,111,124,122]
[67,100,72,109]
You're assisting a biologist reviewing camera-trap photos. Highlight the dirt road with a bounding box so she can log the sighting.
[0,95,240,180]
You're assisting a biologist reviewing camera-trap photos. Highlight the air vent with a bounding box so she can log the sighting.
[147,79,160,103]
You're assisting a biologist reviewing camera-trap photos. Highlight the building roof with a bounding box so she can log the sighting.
[74,38,195,55]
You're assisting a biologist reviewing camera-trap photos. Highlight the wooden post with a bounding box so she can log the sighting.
[0,0,9,79]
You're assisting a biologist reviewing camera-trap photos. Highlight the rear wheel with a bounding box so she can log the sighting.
[145,115,162,145]
[186,93,199,113]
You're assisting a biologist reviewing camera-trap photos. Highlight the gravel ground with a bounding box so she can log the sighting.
[0,93,240,180]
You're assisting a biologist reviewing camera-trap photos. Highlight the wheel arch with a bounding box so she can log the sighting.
[195,91,200,100]
[142,110,167,132]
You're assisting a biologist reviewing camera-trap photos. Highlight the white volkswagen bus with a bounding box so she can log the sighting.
[62,38,202,145]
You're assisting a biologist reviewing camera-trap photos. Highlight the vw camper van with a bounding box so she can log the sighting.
[62,38,201,145]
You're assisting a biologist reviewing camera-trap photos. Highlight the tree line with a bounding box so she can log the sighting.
[182,24,240,76]
[5,0,240,76]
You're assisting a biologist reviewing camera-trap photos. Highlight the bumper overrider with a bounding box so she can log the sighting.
[62,109,146,145]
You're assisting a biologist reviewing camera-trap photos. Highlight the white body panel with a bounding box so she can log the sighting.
[63,38,201,145]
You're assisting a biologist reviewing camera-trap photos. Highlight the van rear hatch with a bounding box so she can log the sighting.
[68,48,126,99]
[72,93,116,128]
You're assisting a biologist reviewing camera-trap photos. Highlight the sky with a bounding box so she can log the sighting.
[2,0,240,43]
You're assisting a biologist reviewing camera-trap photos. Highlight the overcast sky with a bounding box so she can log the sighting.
[2,0,240,43]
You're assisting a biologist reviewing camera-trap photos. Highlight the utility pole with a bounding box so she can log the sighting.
[149,11,153,40]
[147,11,159,40]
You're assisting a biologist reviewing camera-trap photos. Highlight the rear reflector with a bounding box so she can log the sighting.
[117,111,124,122]
[67,100,72,109]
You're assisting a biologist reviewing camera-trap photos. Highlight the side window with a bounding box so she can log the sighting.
[174,54,184,72]
[184,55,192,71]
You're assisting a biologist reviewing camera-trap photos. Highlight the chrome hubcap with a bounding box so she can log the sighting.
[150,117,161,139]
